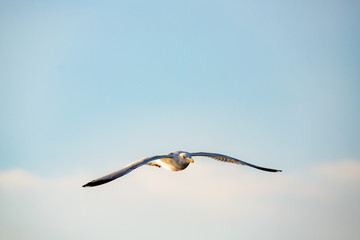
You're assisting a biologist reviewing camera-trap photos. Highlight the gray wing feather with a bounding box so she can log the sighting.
[82,154,171,187]
[191,152,282,172]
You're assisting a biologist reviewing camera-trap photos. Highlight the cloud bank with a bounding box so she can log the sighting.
[1,160,359,240]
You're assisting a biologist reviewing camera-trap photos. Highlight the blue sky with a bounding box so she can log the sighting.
[1,0,360,239]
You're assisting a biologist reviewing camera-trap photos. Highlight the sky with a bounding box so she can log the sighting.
[0,0,359,239]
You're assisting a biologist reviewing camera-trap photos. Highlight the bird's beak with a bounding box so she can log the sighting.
[188,158,194,163]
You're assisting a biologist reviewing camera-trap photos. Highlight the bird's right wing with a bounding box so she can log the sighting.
[191,152,282,172]
[82,154,171,187]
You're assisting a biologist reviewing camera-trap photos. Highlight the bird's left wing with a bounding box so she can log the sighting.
[191,152,282,172]
[83,154,171,187]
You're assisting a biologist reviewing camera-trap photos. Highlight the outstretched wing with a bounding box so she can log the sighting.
[191,152,282,172]
[82,154,171,187]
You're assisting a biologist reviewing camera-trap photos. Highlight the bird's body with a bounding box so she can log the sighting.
[150,158,189,171]
[149,151,192,171]
[83,151,281,187]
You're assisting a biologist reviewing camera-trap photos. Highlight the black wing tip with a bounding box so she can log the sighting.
[254,166,282,172]
[82,179,113,188]
[82,181,95,187]
[269,168,282,172]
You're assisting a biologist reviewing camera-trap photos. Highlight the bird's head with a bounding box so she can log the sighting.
[179,151,194,164]
[179,152,194,163]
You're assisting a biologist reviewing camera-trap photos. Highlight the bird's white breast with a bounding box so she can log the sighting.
[153,159,178,171]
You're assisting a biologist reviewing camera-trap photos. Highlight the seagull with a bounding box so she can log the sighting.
[82,151,282,187]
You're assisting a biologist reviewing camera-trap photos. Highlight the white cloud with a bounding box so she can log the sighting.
[1,160,360,240]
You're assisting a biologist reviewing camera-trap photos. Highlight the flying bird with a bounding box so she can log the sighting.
[82,151,282,187]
